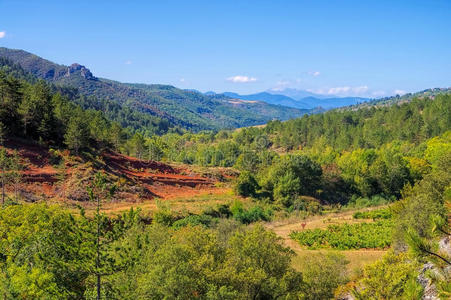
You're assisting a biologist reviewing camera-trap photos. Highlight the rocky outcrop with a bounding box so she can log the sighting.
[418,262,439,300]
[65,63,96,80]
[418,236,451,300]
[439,236,451,257]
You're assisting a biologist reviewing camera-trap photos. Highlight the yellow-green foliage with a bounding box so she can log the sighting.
[424,131,451,169]
[353,252,422,299]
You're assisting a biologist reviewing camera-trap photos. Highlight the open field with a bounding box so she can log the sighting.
[265,206,388,273]
[291,249,385,274]
[100,188,248,216]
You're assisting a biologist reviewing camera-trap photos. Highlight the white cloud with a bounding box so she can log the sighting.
[327,85,368,95]
[269,80,292,91]
[308,85,369,96]
[0,31,5,38]
[328,86,351,94]
[352,85,369,94]
[309,71,320,77]
[393,89,407,95]
[124,60,132,65]
[226,75,257,83]
[180,78,185,82]
[269,87,283,92]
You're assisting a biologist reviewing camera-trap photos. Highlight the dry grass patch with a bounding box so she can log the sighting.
[291,249,386,274]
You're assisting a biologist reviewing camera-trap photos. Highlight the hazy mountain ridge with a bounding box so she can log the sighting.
[217,90,370,110]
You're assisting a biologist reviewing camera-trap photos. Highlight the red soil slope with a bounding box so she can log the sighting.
[1,140,216,202]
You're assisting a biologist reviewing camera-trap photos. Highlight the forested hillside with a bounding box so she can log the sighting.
[131,93,450,207]
[349,87,451,108]
[0,47,310,132]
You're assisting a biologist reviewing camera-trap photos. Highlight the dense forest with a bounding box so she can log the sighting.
[128,94,451,208]
[0,56,450,298]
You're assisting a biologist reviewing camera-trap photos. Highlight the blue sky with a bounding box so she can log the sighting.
[0,0,450,97]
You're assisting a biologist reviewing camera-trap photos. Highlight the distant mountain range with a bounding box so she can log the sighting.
[210,90,370,110]
[0,47,310,132]
[268,88,332,100]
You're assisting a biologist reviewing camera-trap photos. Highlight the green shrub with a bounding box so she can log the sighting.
[153,206,174,226]
[172,214,216,229]
[234,171,259,197]
[230,201,273,224]
[346,194,392,209]
[352,252,422,299]
[202,204,232,218]
[289,197,323,215]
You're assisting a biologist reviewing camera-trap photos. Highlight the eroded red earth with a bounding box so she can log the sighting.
[1,139,218,203]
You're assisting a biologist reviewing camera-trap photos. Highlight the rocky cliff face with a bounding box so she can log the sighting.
[65,63,96,80]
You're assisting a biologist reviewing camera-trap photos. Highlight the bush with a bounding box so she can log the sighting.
[352,252,422,299]
[153,206,174,226]
[172,214,216,229]
[202,204,232,218]
[49,148,63,165]
[298,253,349,300]
[263,154,322,204]
[234,171,259,197]
[230,201,273,224]
[346,194,392,209]
[289,196,323,215]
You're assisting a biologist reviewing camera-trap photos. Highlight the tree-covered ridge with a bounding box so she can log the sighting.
[0,47,310,131]
[0,56,174,136]
[349,87,451,108]
[147,92,450,164]
[0,69,132,154]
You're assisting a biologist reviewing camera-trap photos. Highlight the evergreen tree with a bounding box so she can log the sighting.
[0,149,8,205]
[64,114,90,154]
[130,133,146,160]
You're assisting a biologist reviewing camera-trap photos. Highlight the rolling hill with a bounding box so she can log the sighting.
[0,47,309,132]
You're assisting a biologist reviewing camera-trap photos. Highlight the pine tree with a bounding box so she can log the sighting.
[8,151,23,201]
[130,133,146,160]
[109,122,124,152]
[64,115,89,154]
[86,172,117,300]
[0,149,9,205]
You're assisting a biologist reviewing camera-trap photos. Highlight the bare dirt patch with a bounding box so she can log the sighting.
[1,139,226,207]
